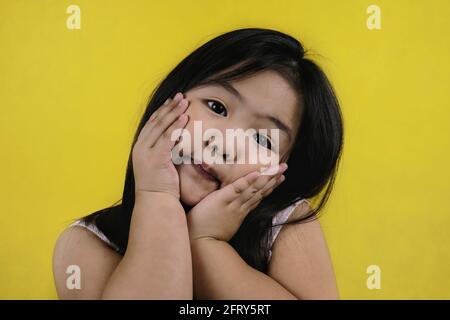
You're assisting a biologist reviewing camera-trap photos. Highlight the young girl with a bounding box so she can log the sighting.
[53,28,344,300]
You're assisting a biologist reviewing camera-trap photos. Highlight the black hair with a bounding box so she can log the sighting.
[80,27,344,273]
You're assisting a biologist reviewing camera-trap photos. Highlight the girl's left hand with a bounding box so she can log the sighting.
[186,163,288,242]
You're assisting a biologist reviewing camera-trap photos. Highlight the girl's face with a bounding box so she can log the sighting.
[175,70,303,207]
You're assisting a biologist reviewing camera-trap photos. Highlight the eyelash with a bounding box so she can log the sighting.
[203,99,273,150]
[205,99,227,116]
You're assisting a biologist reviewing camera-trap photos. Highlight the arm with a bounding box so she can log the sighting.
[101,192,192,299]
[191,238,297,299]
[267,208,339,300]
[53,225,122,299]
[54,92,193,299]
[190,202,339,300]
[53,192,192,300]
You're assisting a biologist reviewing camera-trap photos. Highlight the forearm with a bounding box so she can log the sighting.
[191,238,297,300]
[101,192,192,299]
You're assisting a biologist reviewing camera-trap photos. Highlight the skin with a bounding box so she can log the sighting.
[52,70,339,299]
[177,70,302,207]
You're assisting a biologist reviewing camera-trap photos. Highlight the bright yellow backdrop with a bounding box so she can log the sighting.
[1,0,449,299]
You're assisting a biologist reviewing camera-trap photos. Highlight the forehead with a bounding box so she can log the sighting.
[229,70,300,122]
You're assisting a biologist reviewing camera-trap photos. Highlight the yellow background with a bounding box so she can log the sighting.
[1,0,449,299]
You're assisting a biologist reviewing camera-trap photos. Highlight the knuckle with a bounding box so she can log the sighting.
[233,185,244,194]
[149,113,158,122]
[233,181,245,194]
[151,118,161,129]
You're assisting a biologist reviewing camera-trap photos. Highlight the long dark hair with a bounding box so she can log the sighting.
[80,28,344,273]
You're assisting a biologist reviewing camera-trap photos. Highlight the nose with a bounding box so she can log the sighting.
[204,135,235,163]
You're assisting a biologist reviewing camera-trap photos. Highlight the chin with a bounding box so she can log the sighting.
[180,190,202,207]
[179,176,204,206]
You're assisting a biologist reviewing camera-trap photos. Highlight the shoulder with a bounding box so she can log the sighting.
[267,201,339,299]
[52,223,122,299]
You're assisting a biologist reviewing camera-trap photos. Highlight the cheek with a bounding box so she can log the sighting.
[176,163,219,206]
[176,103,208,154]
[176,164,204,206]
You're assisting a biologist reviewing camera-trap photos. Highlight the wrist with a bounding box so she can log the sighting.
[134,190,185,215]
[135,190,179,202]
[190,237,228,253]
[189,235,222,245]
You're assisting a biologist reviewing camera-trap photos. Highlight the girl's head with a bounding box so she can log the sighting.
[177,68,302,207]
[84,27,344,272]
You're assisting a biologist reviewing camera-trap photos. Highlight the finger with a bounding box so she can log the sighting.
[138,93,183,141]
[142,93,182,135]
[151,92,183,123]
[236,164,287,205]
[253,173,282,199]
[260,174,285,197]
[147,98,190,148]
[250,174,286,207]
[220,171,261,205]
[148,98,171,122]
[242,175,285,212]
[154,113,189,151]
[237,174,276,206]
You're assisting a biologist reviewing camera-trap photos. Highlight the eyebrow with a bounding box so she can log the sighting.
[208,80,293,141]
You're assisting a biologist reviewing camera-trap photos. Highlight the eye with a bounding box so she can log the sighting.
[205,99,227,116]
[253,132,272,150]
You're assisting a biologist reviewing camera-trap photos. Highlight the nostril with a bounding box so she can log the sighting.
[211,145,218,156]
[223,153,232,163]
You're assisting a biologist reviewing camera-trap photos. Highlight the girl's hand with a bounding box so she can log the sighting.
[132,92,190,199]
[186,163,288,242]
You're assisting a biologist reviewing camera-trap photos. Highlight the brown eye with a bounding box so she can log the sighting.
[205,100,227,116]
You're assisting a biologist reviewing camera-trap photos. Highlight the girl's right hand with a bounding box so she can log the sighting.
[132,92,190,200]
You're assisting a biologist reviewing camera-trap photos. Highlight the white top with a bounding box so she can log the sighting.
[70,219,120,252]
[70,198,309,262]
[267,198,309,262]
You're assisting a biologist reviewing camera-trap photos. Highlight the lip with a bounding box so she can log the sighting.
[190,158,220,184]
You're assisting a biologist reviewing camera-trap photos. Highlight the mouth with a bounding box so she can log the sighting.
[190,158,221,186]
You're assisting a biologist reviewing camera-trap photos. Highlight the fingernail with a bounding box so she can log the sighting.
[163,98,170,105]
[261,165,278,175]
[174,92,183,102]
